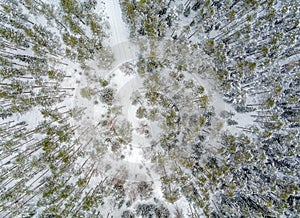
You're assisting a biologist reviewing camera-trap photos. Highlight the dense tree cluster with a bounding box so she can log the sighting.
[0,0,115,217]
[120,0,300,217]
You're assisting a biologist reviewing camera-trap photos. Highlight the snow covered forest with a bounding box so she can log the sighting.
[0,0,299,217]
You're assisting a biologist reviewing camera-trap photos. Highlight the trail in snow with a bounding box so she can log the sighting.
[102,0,137,64]
[103,0,129,46]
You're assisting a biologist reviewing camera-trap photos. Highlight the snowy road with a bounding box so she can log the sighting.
[103,0,129,46]
[102,0,137,64]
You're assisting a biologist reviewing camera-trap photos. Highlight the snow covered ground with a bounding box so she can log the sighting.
[102,0,137,65]
[102,0,129,46]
